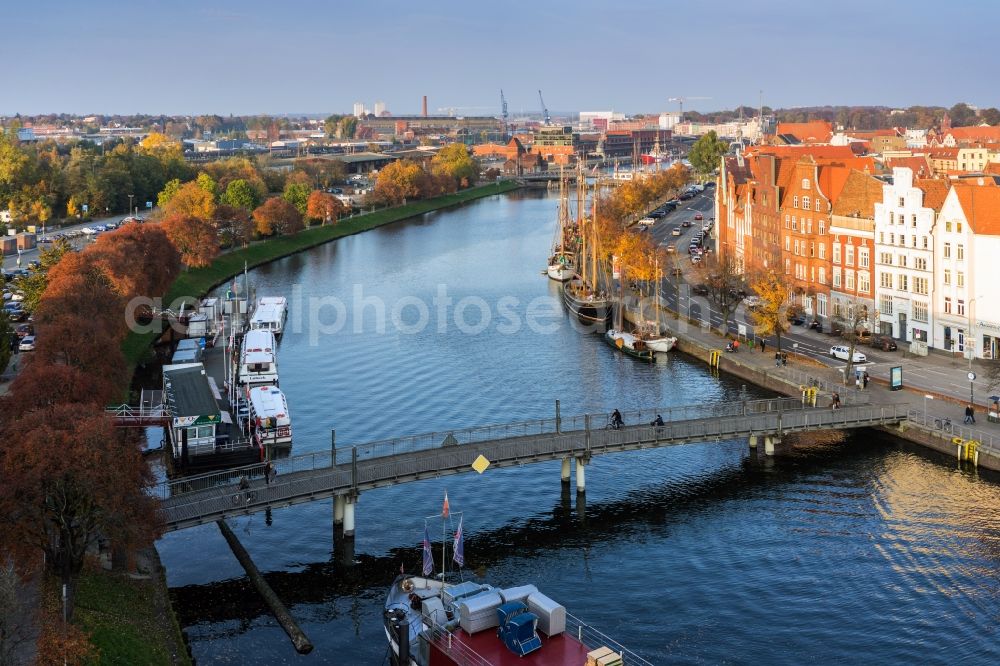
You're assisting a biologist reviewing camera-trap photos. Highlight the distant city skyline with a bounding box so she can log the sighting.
[5,0,999,117]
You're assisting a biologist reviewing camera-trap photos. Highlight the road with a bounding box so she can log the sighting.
[2,210,150,271]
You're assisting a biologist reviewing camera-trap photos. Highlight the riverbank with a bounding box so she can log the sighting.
[640,298,1000,472]
[122,181,520,368]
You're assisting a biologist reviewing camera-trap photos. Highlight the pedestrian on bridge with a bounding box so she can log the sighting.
[760,339,766,354]
[965,404,976,424]
[264,460,273,485]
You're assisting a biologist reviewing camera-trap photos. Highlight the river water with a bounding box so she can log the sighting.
[157,190,1000,665]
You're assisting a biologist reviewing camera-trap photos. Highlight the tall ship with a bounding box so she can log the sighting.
[640,136,669,165]
[562,170,612,325]
[546,171,576,282]
[384,497,651,666]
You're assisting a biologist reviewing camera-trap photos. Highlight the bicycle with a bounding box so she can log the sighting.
[606,415,623,430]
[232,489,257,505]
[933,416,952,432]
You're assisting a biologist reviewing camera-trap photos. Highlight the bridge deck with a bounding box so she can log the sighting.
[158,401,908,532]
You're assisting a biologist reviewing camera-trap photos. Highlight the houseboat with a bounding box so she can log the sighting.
[250,296,288,337]
[238,329,279,387]
[246,384,292,447]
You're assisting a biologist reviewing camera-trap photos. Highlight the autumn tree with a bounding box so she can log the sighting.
[371,159,424,206]
[90,223,180,298]
[0,312,9,377]
[305,190,345,226]
[220,177,260,211]
[214,203,255,248]
[13,237,73,312]
[688,130,729,179]
[833,296,872,385]
[431,143,479,188]
[282,181,311,215]
[749,269,791,353]
[295,157,345,188]
[196,171,218,200]
[0,404,162,621]
[162,213,220,268]
[694,254,745,335]
[156,177,182,208]
[161,180,216,220]
[253,197,303,236]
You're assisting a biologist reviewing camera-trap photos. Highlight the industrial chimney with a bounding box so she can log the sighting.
[422,95,428,117]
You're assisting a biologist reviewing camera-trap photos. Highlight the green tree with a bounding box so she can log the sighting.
[324,114,344,138]
[282,182,311,214]
[221,178,260,211]
[979,108,1000,125]
[431,143,479,188]
[196,172,218,200]
[338,116,359,139]
[156,178,182,208]
[14,238,73,312]
[949,103,976,127]
[688,130,729,178]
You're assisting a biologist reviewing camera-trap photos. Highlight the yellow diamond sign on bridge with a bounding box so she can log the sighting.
[472,455,491,474]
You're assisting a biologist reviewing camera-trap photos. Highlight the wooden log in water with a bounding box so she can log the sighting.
[216,519,314,654]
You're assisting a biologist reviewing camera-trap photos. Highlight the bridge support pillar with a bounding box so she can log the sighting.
[575,457,587,493]
[343,497,356,538]
[764,435,781,456]
[748,434,757,449]
[561,458,571,485]
[334,495,345,525]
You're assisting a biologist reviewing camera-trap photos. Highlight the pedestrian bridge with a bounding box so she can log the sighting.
[155,398,908,532]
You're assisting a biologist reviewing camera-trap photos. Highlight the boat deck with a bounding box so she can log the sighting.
[431,627,591,666]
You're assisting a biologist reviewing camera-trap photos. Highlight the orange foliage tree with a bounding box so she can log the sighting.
[371,160,425,205]
[89,223,181,299]
[214,203,255,248]
[253,197,303,236]
[162,214,221,268]
[0,405,161,621]
[305,190,346,226]
[161,180,216,220]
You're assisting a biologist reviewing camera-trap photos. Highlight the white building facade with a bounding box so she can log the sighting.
[873,168,938,346]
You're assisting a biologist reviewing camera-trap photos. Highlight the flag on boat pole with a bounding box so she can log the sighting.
[400,562,405,575]
[453,516,464,567]
[442,491,450,518]
[422,524,433,576]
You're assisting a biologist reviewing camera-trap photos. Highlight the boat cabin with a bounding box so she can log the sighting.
[239,329,278,387]
[246,384,292,446]
[250,296,287,337]
[162,363,229,458]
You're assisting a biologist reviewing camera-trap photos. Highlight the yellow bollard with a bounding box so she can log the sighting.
[709,350,721,368]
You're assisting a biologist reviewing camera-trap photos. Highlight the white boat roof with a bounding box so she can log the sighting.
[244,351,273,365]
[243,329,276,353]
[250,301,286,325]
[259,296,287,306]
[247,385,289,418]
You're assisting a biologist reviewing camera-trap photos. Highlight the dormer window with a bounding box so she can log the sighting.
[802,178,810,189]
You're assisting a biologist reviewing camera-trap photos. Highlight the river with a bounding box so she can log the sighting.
[156,189,1000,664]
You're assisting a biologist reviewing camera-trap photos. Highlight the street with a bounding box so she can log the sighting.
[1,209,149,271]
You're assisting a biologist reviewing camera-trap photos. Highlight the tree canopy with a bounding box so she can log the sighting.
[688,131,729,178]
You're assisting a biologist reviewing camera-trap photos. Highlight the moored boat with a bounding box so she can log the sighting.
[563,278,611,325]
[604,328,654,361]
[245,384,292,447]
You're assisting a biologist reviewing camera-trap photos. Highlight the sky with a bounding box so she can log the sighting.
[4,0,999,117]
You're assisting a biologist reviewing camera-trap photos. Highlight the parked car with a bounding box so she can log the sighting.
[743,295,761,310]
[15,323,33,338]
[691,254,703,264]
[671,228,682,236]
[665,244,676,253]
[692,284,711,296]
[18,335,35,352]
[830,345,866,363]
[638,217,656,227]
[872,335,898,351]
[789,313,806,326]
[852,329,872,344]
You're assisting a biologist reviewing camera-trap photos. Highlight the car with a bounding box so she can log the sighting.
[789,313,806,326]
[638,217,656,227]
[670,266,683,276]
[872,335,898,351]
[692,284,710,296]
[81,227,96,235]
[743,295,761,309]
[649,210,665,218]
[704,182,715,188]
[18,335,35,352]
[94,225,107,232]
[37,236,53,244]
[691,255,703,264]
[10,292,24,302]
[830,345,866,363]
[105,221,118,230]
[681,220,692,227]
[665,244,676,253]
[694,213,704,221]
[671,228,681,236]
[15,323,33,338]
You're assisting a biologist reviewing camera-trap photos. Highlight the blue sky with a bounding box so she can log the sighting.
[4,0,998,116]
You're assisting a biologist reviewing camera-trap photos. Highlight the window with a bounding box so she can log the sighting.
[898,196,905,207]
[819,221,825,235]
[944,269,951,285]
[958,244,964,260]
[899,274,908,291]
[833,268,842,288]
[946,220,952,232]
[833,243,841,264]
[957,272,964,287]
[923,236,928,249]
[846,246,855,266]
[898,234,905,247]
[880,252,893,265]
[912,235,917,248]
[802,178,810,189]
[792,216,798,231]
[785,214,790,228]
[944,297,952,314]
[785,258,791,274]
[880,232,885,244]
[958,299,966,316]
[880,295,894,315]
[819,267,826,284]
[914,257,926,271]
[859,248,869,268]
[816,200,822,212]
[890,233,895,245]
[802,196,811,210]
[957,221,963,233]
[914,277,928,295]
[810,242,815,257]
[944,243,951,258]
[793,195,799,208]
[785,236,791,251]
[845,271,855,291]
[858,272,870,294]
[880,272,893,288]
[819,243,826,259]
[913,302,928,323]
[890,212,895,225]
[794,239,800,255]
[911,214,917,227]
[817,294,827,316]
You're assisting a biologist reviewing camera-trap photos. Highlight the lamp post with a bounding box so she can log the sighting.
[968,371,976,406]
[127,194,134,217]
[924,394,933,423]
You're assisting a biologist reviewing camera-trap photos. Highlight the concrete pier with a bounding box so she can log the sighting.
[343,497,356,538]
[333,495,345,525]
[561,458,571,484]
[764,435,781,456]
[576,457,587,493]
[749,434,758,449]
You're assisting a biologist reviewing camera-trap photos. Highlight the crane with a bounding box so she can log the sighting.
[500,89,509,140]
[667,96,712,120]
[538,89,551,125]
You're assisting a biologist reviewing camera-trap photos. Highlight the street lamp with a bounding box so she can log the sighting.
[924,394,933,423]
[127,194,134,217]
[968,371,976,406]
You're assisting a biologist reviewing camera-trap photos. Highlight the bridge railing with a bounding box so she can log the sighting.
[153,397,807,499]
[905,410,1000,457]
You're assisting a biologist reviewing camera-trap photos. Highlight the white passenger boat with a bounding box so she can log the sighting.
[246,384,292,446]
[250,296,288,337]
[238,329,279,387]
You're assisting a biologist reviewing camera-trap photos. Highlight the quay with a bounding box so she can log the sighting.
[155,397,907,533]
